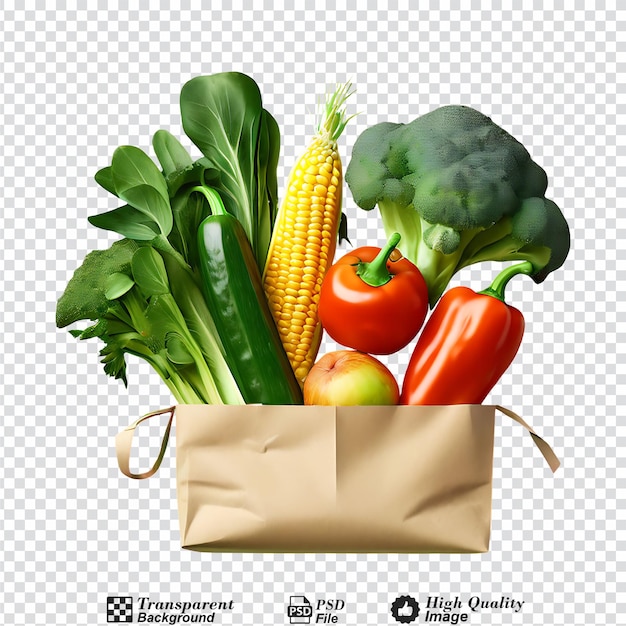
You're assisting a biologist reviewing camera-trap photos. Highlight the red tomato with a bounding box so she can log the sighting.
[318,233,429,355]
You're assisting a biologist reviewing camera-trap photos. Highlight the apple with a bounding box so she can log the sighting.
[303,350,399,406]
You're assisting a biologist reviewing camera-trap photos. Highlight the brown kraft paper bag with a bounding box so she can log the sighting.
[116,404,559,554]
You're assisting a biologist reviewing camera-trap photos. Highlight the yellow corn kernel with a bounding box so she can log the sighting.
[262,82,355,385]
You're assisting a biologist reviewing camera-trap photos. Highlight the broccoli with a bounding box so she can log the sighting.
[345,105,570,306]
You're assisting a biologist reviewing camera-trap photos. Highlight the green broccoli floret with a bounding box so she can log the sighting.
[345,105,570,305]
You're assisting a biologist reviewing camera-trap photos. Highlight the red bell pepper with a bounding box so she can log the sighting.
[400,262,534,405]
[318,233,429,355]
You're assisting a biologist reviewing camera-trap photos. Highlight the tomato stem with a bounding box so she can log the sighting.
[479,261,534,302]
[356,232,402,287]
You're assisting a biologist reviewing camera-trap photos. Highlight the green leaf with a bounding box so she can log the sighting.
[255,109,281,266]
[142,294,188,356]
[69,319,108,340]
[102,318,135,336]
[99,342,129,385]
[120,184,173,236]
[131,247,170,297]
[165,332,195,365]
[168,187,211,268]
[153,129,193,176]
[111,146,173,236]
[111,145,169,198]
[165,158,221,198]
[88,205,161,241]
[105,272,135,300]
[95,166,116,195]
[261,109,281,223]
[180,72,263,251]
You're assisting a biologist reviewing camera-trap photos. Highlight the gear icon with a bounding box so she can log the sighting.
[391,595,420,623]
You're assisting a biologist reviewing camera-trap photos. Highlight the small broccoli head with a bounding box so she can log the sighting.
[56,238,139,328]
[344,121,408,210]
[510,197,571,283]
[345,105,570,304]
[347,105,549,234]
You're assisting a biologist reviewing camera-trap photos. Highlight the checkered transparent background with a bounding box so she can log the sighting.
[1,1,624,624]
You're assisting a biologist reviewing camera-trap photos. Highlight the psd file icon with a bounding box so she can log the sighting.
[107,597,133,623]
[288,595,313,624]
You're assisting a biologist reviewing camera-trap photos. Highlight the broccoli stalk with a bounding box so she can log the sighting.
[345,105,570,306]
[376,199,483,305]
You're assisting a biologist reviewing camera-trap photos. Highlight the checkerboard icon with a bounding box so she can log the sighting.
[107,597,133,623]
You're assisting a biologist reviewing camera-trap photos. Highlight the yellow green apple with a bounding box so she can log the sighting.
[303,350,399,406]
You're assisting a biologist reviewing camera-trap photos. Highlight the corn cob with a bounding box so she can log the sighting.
[263,83,355,385]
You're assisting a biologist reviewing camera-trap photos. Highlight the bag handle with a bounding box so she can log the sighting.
[496,405,561,473]
[115,406,176,479]
[114,404,560,477]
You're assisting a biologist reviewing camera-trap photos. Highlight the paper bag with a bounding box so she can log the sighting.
[116,404,559,553]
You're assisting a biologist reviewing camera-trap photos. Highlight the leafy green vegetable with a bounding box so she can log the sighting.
[56,71,286,404]
[105,272,135,300]
[131,247,170,297]
[345,105,570,306]
[152,129,193,177]
[91,146,173,237]
[94,166,116,195]
[164,159,220,198]
[164,160,222,269]
[255,109,281,267]
[88,204,161,241]
[57,237,243,404]
[180,71,280,269]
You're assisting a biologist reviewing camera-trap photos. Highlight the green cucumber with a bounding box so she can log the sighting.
[196,190,303,405]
